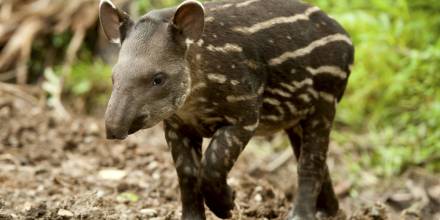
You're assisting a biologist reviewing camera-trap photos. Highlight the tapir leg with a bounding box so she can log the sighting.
[285,126,339,218]
[164,119,205,220]
[286,106,337,220]
[201,125,255,219]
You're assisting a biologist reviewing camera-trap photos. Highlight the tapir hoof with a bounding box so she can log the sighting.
[202,179,235,219]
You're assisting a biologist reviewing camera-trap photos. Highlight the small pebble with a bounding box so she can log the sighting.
[98,169,127,181]
[140,208,157,217]
[57,209,74,217]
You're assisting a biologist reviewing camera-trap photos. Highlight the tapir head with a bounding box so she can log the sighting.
[99,0,205,139]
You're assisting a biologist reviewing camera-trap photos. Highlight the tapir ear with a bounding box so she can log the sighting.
[172,0,205,41]
[99,0,132,44]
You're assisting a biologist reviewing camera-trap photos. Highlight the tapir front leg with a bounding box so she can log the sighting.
[202,120,258,218]
[164,118,205,220]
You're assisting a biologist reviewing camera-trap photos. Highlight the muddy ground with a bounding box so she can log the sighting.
[0,86,439,220]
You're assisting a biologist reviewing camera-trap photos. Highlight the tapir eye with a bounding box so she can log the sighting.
[152,73,165,86]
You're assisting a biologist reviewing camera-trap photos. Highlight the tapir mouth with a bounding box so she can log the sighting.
[128,115,148,135]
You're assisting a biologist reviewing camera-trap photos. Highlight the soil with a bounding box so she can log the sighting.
[0,86,439,220]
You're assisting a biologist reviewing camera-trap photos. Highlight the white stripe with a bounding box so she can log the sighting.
[226,94,257,102]
[261,115,281,121]
[233,7,320,34]
[225,116,238,124]
[207,73,227,83]
[206,43,243,53]
[192,82,207,91]
[292,79,313,88]
[243,119,260,131]
[306,66,347,79]
[285,102,297,114]
[307,88,319,99]
[236,0,259,7]
[263,98,281,106]
[269,34,353,66]
[280,83,296,93]
[319,92,335,103]
[266,88,292,98]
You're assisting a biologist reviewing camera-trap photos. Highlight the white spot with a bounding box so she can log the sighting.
[257,84,265,95]
[167,121,180,129]
[231,135,243,146]
[225,132,233,146]
[287,36,292,40]
[236,0,260,7]
[183,138,190,147]
[306,66,348,79]
[168,130,178,139]
[207,73,227,83]
[183,166,193,175]
[225,116,238,124]
[231,64,236,69]
[196,39,204,47]
[206,43,243,53]
[175,156,184,168]
[185,38,194,48]
[205,16,215,22]
[230,80,240,86]
[232,7,320,34]
[243,60,258,70]
[195,54,202,60]
[204,117,224,123]
[204,108,216,113]
[197,97,208,102]
[210,154,218,163]
[299,94,311,102]
[269,34,353,66]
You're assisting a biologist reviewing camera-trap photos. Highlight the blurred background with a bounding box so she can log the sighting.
[0,0,439,219]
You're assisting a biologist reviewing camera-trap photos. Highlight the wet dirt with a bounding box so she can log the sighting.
[0,87,439,220]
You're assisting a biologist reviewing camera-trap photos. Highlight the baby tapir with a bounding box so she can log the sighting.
[100,0,354,219]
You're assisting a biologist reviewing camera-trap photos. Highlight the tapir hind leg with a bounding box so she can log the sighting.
[285,114,339,219]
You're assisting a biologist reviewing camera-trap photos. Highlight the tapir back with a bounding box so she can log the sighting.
[182,0,354,136]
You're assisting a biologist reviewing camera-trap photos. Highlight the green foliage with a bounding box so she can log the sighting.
[308,0,440,175]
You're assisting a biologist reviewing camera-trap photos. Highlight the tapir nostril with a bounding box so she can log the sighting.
[105,125,128,140]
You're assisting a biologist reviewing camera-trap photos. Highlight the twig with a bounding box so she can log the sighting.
[265,148,293,172]
[0,81,38,105]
